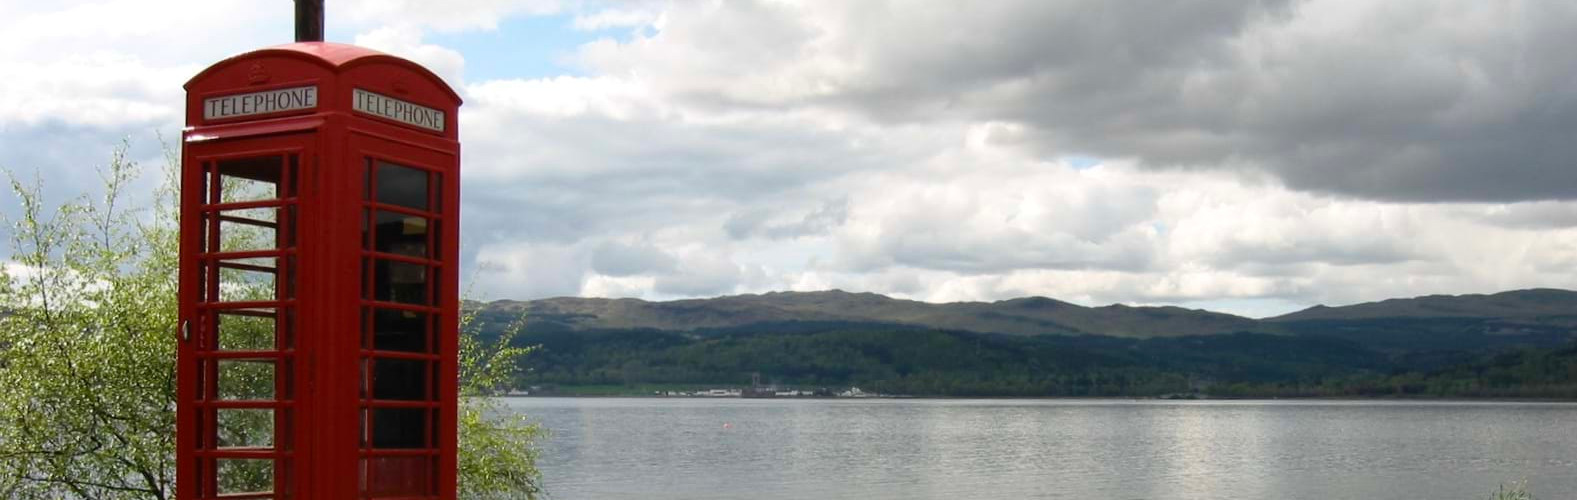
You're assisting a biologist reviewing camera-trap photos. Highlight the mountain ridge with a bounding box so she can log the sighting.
[475,288,1577,339]
[1269,288,1577,322]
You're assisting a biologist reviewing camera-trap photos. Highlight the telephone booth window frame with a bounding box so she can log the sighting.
[356,141,449,498]
[182,136,309,500]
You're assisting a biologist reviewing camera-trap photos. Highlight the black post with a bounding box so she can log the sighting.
[295,0,324,42]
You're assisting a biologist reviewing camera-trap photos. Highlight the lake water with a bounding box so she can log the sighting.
[504,398,1577,500]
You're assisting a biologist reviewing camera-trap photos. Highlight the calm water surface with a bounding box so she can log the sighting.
[504,398,1577,500]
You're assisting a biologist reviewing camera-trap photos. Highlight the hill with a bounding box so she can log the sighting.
[468,288,1577,398]
[1266,289,1577,366]
[478,290,1267,338]
[1271,288,1577,322]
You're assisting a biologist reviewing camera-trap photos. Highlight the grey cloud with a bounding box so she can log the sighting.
[0,125,174,234]
[876,229,1155,275]
[724,198,849,240]
[471,244,588,300]
[1207,238,1419,269]
[599,0,1577,202]
[1466,202,1577,230]
[455,105,929,280]
[721,211,768,240]
[653,256,742,296]
[945,1,1577,202]
[455,108,906,298]
[846,198,1158,275]
[590,240,676,276]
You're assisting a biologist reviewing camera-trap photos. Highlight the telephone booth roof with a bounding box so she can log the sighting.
[184,42,461,140]
[186,42,461,103]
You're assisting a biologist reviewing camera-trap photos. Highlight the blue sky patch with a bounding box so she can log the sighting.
[426,14,623,81]
[1063,155,1102,170]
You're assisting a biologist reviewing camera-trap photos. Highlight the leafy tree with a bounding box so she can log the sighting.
[458,311,545,498]
[0,142,543,499]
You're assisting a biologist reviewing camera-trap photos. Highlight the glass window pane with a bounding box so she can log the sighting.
[216,458,273,495]
[373,260,427,305]
[373,358,426,401]
[217,257,278,303]
[218,360,275,400]
[369,408,427,449]
[216,309,275,351]
[374,211,428,257]
[217,408,273,449]
[216,207,278,253]
[373,308,428,353]
[217,156,282,203]
[375,161,427,210]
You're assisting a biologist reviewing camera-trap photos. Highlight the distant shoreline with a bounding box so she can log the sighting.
[498,393,1577,403]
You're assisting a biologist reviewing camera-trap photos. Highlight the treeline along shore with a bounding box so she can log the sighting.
[467,289,1577,399]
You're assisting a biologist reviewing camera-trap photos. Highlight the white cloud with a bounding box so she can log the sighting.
[573,7,662,31]
[453,93,1577,312]
[339,0,563,32]
[353,26,467,88]
[7,0,1577,319]
[0,53,193,128]
[472,241,588,299]
[570,0,1577,202]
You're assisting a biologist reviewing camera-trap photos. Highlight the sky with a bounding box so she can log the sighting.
[1,0,1575,318]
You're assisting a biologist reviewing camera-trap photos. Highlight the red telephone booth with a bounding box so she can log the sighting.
[177,42,461,499]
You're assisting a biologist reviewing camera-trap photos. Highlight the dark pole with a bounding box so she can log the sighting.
[295,0,324,42]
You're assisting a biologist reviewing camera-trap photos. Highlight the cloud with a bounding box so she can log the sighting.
[590,240,676,277]
[453,78,1577,310]
[573,0,1577,203]
[724,198,849,240]
[7,0,1577,319]
[447,22,1577,313]
[0,54,192,128]
[472,241,588,299]
[573,7,662,31]
[1460,202,1577,230]
[653,250,744,296]
[353,26,467,87]
[339,0,563,32]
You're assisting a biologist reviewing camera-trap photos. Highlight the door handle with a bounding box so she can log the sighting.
[180,319,191,342]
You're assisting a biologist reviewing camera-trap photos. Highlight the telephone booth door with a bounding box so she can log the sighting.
[178,133,313,500]
[353,132,458,498]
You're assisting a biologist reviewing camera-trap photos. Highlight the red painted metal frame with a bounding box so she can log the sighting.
[180,136,309,500]
[180,42,460,500]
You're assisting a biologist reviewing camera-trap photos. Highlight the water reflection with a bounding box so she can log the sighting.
[506,399,1577,500]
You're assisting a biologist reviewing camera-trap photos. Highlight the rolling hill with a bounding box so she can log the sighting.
[467,288,1577,397]
[478,289,1268,338]
[1267,289,1577,360]
[1270,288,1577,322]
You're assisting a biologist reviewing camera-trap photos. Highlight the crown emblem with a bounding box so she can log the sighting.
[247,63,271,84]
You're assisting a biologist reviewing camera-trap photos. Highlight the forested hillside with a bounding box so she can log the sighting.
[466,289,1577,398]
